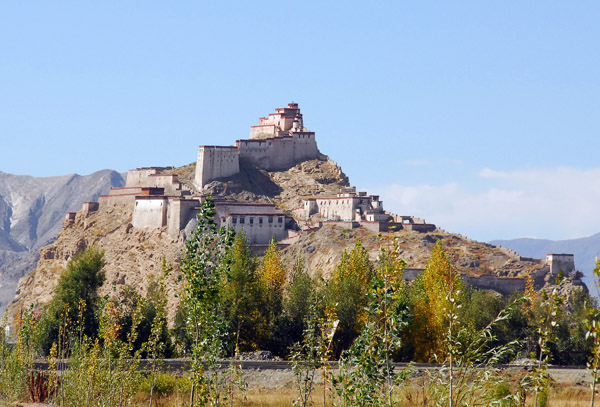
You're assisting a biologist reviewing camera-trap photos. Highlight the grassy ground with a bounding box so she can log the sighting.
[1,369,597,407]
[128,383,596,407]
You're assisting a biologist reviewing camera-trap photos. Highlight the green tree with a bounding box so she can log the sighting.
[285,258,315,323]
[222,231,262,353]
[333,242,408,407]
[327,240,375,354]
[180,195,235,406]
[37,246,106,354]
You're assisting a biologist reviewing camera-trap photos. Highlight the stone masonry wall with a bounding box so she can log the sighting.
[167,198,200,237]
[194,146,240,189]
[131,197,168,228]
[237,132,319,170]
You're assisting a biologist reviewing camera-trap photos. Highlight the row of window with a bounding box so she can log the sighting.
[230,215,283,225]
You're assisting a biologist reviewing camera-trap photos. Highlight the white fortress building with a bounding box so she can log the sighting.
[195,103,320,188]
[300,186,435,233]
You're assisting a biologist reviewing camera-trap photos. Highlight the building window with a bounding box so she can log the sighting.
[268,216,273,224]
[240,217,245,224]
[232,217,237,224]
[259,217,263,224]
[249,217,254,225]
[278,217,283,223]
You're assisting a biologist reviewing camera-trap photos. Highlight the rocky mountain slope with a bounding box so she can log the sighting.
[0,170,124,316]
[4,158,583,323]
[491,234,600,290]
[282,226,545,280]
[4,158,350,321]
[193,158,349,210]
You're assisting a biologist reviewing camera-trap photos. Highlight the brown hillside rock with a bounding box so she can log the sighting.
[4,158,349,324]
[5,205,185,324]
[280,224,547,280]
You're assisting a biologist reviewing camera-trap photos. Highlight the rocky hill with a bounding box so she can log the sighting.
[491,234,600,290]
[4,158,350,322]
[0,170,125,316]
[3,158,584,323]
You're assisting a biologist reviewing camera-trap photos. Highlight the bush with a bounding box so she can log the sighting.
[140,373,178,397]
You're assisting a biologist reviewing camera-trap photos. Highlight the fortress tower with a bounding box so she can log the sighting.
[195,146,240,189]
[249,103,304,139]
[546,253,575,277]
[194,103,321,189]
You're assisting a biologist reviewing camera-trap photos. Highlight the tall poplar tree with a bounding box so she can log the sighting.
[409,240,464,361]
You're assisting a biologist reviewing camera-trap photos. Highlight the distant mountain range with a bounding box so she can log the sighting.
[490,234,600,292]
[0,170,125,315]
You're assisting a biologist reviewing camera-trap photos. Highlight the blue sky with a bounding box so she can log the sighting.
[1,2,599,242]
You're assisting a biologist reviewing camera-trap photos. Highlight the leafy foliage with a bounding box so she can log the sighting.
[333,239,408,407]
[180,195,237,406]
[36,246,106,355]
[326,240,375,354]
[407,240,465,362]
[222,231,262,353]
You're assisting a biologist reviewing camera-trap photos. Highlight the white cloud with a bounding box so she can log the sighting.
[479,168,508,178]
[380,167,600,241]
[402,159,430,166]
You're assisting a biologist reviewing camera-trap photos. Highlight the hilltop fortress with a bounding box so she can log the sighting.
[195,103,320,188]
[64,102,581,292]
[66,103,436,248]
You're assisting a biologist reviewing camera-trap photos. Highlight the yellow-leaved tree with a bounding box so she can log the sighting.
[259,238,287,334]
[409,240,464,362]
[326,240,375,353]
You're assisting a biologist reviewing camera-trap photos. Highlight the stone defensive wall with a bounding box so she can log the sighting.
[463,275,526,296]
[126,167,173,185]
[131,196,202,237]
[236,132,319,170]
[402,268,526,296]
[131,196,169,229]
[195,146,240,189]
[126,167,184,195]
[82,201,99,216]
[360,220,403,233]
[98,193,140,208]
[321,220,360,230]
[167,198,201,237]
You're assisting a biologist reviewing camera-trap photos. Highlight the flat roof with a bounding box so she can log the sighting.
[225,212,284,216]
